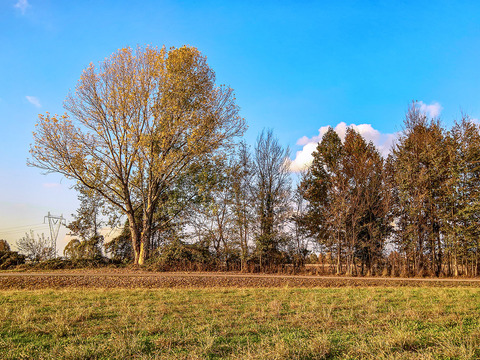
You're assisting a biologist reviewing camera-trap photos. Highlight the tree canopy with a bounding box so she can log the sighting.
[29,45,246,265]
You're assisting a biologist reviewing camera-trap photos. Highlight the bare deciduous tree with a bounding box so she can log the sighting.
[16,231,54,262]
[252,129,291,267]
[231,142,255,271]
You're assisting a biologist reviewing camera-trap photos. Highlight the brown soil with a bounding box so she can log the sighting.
[1,270,479,289]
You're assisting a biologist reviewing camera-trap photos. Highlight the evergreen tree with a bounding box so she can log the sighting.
[300,128,347,274]
[444,117,480,275]
[391,104,449,276]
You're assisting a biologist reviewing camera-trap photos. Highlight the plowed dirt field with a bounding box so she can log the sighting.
[1,270,479,289]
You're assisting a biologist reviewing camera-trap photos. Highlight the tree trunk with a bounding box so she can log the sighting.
[126,211,141,265]
[126,205,153,266]
[336,239,342,275]
[418,228,424,275]
[454,249,459,277]
[447,251,451,277]
[346,254,351,276]
[138,239,147,265]
[474,245,478,276]
[240,241,247,272]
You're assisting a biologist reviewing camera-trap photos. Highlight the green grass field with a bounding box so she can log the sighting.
[1,287,479,359]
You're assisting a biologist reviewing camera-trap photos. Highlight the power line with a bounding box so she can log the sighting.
[0,225,49,236]
[0,223,45,231]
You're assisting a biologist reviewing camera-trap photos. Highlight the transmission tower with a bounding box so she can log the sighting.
[44,212,66,258]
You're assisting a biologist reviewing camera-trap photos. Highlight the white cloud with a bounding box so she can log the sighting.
[14,0,30,14]
[26,96,41,108]
[290,122,397,172]
[417,101,442,118]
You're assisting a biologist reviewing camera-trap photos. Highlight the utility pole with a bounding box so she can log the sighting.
[44,212,66,258]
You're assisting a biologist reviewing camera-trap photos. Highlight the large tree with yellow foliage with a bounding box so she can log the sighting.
[28,45,246,265]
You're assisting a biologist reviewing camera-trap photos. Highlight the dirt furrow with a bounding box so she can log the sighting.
[1,272,479,289]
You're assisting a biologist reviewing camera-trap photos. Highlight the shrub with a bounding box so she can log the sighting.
[104,231,133,263]
[147,240,215,271]
[15,256,114,270]
[0,251,26,269]
[64,236,104,260]
[0,239,10,252]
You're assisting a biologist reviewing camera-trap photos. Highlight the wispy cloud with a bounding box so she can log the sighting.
[14,0,30,15]
[290,122,397,172]
[26,96,41,108]
[417,101,442,118]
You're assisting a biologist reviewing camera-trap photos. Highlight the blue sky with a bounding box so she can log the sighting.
[1,0,480,249]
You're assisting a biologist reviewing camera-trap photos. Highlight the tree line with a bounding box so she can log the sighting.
[24,45,480,276]
[59,129,299,272]
[300,105,480,277]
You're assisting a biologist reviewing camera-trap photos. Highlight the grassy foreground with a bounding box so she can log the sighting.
[0,287,479,359]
